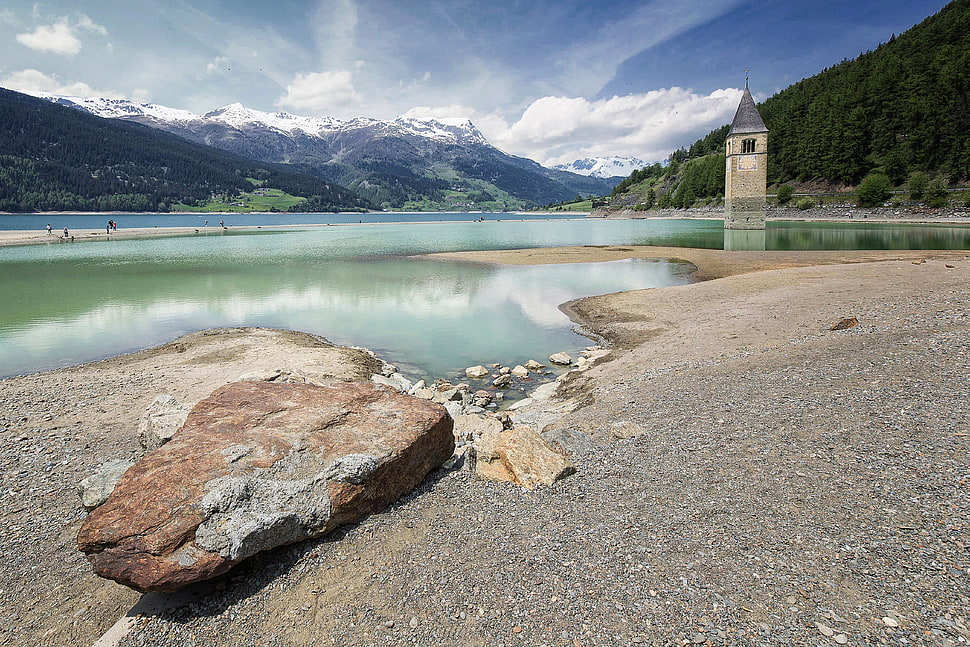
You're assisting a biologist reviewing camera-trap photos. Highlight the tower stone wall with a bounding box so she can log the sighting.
[724,86,768,230]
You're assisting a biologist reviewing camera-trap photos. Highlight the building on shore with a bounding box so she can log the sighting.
[724,81,768,230]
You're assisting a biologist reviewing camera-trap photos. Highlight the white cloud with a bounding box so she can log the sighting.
[76,14,108,36]
[0,68,126,99]
[276,70,362,114]
[0,9,17,25]
[477,87,743,165]
[13,14,108,56]
[16,18,82,55]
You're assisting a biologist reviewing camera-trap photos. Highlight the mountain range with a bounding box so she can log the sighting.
[0,87,371,214]
[553,156,649,179]
[31,94,617,211]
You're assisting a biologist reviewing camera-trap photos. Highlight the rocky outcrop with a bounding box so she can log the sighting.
[77,381,454,592]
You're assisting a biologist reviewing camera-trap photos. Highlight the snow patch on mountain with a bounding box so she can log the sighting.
[553,156,649,178]
[31,92,199,124]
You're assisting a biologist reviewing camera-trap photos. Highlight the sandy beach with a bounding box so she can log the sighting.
[0,240,968,646]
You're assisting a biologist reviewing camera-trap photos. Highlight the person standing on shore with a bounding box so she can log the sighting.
[106,221,111,234]
[46,223,52,235]
[63,227,68,238]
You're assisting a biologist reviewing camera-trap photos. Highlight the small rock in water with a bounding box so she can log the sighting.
[525,359,545,371]
[510,365,529,378]
[492,374,512,388]
[549,352,572,366]
[464,365,489,379]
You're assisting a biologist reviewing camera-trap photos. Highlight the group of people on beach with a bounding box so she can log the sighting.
[44,221,117,240]
[45,223,73,241]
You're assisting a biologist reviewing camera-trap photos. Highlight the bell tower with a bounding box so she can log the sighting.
[724,79,768,230]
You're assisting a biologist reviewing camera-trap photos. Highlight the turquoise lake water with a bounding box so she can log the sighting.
[1,216,969,380]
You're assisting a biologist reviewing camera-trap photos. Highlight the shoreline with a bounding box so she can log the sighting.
[4,207,969,248]
[1,246,968,646]
[0,216,588,248]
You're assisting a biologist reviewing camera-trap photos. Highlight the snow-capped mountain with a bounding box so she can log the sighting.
[33,93,489,146]
[32,92,617,208]
[553,156,649,179]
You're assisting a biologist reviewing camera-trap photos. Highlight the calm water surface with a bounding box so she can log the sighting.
[2,216,968,380]
[0,219,698,379]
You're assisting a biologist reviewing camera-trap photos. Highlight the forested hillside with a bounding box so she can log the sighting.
[609,0,969,208]
[0,89,370,213]
[762,0,969,184]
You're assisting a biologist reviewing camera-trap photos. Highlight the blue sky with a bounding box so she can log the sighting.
[0,0,950,165]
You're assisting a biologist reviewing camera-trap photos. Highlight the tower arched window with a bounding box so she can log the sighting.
[742,138,756,153]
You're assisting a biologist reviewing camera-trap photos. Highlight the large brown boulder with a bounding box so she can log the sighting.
[78,381,454,592]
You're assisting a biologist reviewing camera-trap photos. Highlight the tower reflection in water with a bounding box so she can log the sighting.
[723,228,766,251]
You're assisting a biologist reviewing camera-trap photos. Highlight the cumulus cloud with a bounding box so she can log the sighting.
[16,18,81,55]
[14,14,108,55]
[0,69,125,99]
[276,70,362,114]
[479,87,743,165]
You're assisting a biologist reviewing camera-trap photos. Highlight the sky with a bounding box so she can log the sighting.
[0,0,952,166]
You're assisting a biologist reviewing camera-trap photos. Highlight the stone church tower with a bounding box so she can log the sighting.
[724,82,768,230]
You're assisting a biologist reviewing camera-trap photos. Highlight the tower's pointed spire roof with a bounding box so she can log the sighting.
[728,85,767,135]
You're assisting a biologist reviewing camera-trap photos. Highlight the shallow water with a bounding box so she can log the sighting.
[0,221,696,379]
[2,216,968,380]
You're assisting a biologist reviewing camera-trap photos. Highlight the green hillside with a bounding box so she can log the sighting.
[0,88,371,213]
[610,0,970,209]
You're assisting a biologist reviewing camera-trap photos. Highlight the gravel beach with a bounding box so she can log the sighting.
[0,245,967,647]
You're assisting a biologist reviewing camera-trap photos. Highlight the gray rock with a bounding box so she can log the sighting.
[492,374,512,388]
[371,373,413,393]
[78,459,136,510]
[453,414,504,442]
[541,427,598,458]
[137,395,189,450]
[443,401,465,420]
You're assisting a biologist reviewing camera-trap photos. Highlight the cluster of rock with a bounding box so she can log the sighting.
[368,347,610,489]
[75,345,611,592]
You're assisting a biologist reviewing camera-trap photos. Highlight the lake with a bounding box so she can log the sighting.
[1,215,969,380]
